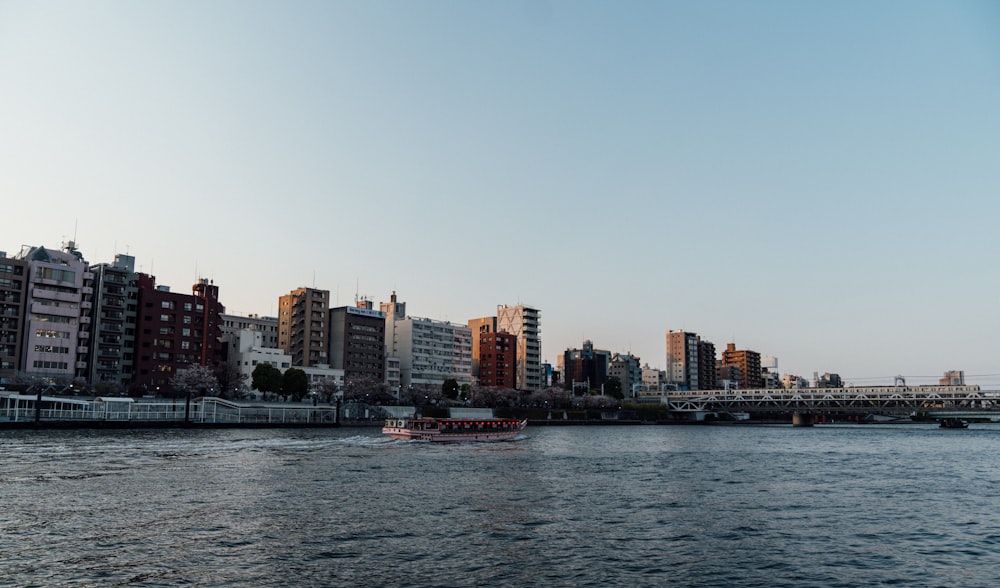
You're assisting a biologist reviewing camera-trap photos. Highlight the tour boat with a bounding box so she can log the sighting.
[382,417,527,442]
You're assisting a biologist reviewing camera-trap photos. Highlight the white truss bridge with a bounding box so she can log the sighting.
[663,385,999,415]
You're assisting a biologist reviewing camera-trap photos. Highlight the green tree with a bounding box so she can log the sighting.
[604,376,624,400]
[282,368,309,401]
[251,363,283,400]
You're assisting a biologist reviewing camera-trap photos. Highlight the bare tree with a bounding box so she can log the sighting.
[314,378,341,403]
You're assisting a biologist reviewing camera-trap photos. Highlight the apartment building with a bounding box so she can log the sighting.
[721,343,763,389]
[666,330,699,390]
[0,252,28,385]
[278,287,329,368]
[134,276,226,391]
[496,304,542,391]
[478,330,516,389]
[329,302,386,384]
[87,254,139,390]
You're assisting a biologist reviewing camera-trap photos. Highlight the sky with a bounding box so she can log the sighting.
[2,1,999,386]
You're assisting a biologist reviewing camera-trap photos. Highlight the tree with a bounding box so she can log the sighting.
[314,377,341,403]
[442,379,459,400]
[282,368,309,401]
[213,360,247,399]
[172,364,220,398]
[251,363,283,400]
[604,376,624,400]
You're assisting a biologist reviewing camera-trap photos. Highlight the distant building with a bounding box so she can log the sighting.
[497,304,542,391]
[717,362,741,390]
[15,243,94,383]
[478,331,517,389]
[228,328,292,395]
[641,364,668,392]
[666,330,699,390]
[134,276,225,392]
[381,292,472,388]
[278,287,329,368]
[563,340,611,393]
[467,315,497,382]
[781,374,808,389]
[609,352,642,397]
[697,339,717,391]
[222,313,279,349]
[87,254,139,390]
[815,372,843,388]
[939,370,965,386]
[329,302,386,384]
[0,251,28,385]
[721,343,762,390]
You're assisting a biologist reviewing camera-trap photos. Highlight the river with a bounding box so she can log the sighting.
[2,423,999,587]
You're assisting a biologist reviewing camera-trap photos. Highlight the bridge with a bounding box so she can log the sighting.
[659,385,1000,420]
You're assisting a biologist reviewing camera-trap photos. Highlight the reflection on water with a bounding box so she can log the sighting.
[2,424,1000,587]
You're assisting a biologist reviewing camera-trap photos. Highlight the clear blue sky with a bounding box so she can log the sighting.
[2,1,999,386]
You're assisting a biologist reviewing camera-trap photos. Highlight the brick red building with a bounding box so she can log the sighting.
[134,276,225,392]
[478,331,517,389]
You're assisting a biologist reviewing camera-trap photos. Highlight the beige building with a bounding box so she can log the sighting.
[467,316,496,383]
[278,287,329,368]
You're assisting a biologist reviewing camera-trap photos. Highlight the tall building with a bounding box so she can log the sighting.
[562,340,610,393]
[134,276,226,392]
[467,315,497,382]
[666,330,699,390]
[16,243,93,383]
[478,330,516,389]
[87,254,139,390]
[697,339,717,391]
[0,251,28,385]
[496,304,541,391]
[721,343,762,389]
[329,301,386,384]
[278,287,329,368]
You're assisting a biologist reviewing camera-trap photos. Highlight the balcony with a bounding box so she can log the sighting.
[80,315,91,324]
[81,286,94,295]
[77,346,89,354]
[76,361,87,369]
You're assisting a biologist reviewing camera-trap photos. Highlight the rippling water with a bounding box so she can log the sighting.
[2,423,1000,587]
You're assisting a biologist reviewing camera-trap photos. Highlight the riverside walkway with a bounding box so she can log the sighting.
[0,395,340,427]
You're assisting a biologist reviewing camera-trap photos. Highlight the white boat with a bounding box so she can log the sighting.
[382,417,527,442]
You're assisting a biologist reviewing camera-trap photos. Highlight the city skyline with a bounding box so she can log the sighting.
[3,2,998,386]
